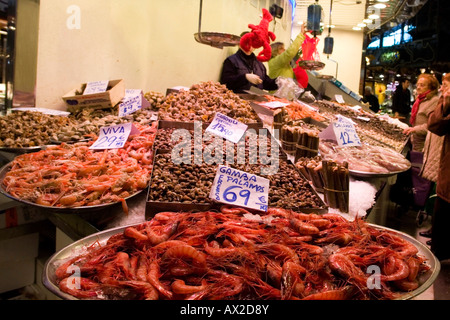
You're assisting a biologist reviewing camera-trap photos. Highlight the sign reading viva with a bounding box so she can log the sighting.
[90,123,140,150]
[210,165,270,212]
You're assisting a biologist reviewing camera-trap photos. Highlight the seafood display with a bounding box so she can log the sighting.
[261,95,326,122]
[1,122,157,210]
[48,206,432,300]
[0,111,76,148]
[319,140,411,175]
[315,100,408,152]
[148,153,325,211]
[321,160,350,213]
[278,120,322,160]
[144,91,166,110]
[55,109,156,143]
[158,81,260,123]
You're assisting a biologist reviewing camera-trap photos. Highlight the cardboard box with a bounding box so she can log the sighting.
[62,79,125,111]
[0,232,39,293]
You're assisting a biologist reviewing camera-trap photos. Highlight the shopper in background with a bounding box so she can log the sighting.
[362,86,380,113]
[391,77,411,124]
[403,73,440,152]
[427,72,450,261]
[219,33,278,94]
[268,23,306,84]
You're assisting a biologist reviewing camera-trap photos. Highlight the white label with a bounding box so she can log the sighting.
[209,165,270,212]
[90,123,140,149]
[259,101,290,109]
[205,112,248,144]
[335,94,345,104]
[83,80,108,95]
[118,89,150,116]
[319,115,361,147]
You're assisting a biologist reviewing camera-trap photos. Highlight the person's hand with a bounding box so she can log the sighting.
[246,73,262,85]
[403,126,415,135]
[301,21,306,34]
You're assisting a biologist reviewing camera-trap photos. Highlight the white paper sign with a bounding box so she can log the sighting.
[259,101,290,109]
[206,112,248,144]
[83,80,108,95]
[335,94,345,104]
[319,115,361,147]
[210,165,270,212]
[90,123,140,150]
[118,89,150,116]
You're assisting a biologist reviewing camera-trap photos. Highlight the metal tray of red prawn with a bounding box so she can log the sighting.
[42,223,440,300]
[0,162,144,213]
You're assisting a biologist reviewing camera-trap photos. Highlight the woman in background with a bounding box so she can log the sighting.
[403,73,439,152]
[427,73,450,261]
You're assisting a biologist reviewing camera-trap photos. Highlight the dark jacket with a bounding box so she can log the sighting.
[220,49,278,94]
[362,94,380,113]
[427,96,450,203]
[391,86,411,115]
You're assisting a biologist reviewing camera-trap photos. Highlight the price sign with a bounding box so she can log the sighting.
[83,80,108,95]
[319,115,361,147]
[209,165,270,212]
[259,101,290,109]
[90,123,140,150]
[205,112,248,144]
[334,94,345,104]
[118,89,150,116]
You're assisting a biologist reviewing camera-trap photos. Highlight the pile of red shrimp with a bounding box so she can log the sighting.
[54,206,430,300]
[2,122,157,210]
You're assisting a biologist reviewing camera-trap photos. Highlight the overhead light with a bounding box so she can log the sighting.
[326,24,335,28]
[374,4,387,9]
[352,26,362,31]
[368,14,380,19]
[377,0,390,2]
[358,23,367,27]
[363,19,373,23]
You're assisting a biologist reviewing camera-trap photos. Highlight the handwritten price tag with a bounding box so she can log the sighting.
[319,115,361,147]
[334,94,345,104]
[90,123,140,150]
[83,80,108,95]
[209,165,270,212]
[206,112,248,144]
[118,89,150,116]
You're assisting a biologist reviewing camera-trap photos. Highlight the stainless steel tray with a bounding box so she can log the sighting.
[0,162,144,214]
[0,145,48,154]
[42,223,440,300]
[349,166,410,179]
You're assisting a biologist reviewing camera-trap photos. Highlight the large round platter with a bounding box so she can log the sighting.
[194,32,240,49]
[0,162,144,214]
[297,60,325,71]
[0,145,48,154]
[42,222,440,300]
[349,166,411,179]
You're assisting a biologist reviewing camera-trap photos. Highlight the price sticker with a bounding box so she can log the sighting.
[83,80,108,95]
[334,94,345,104]
[209,165,270,212]
[118,89,150,116]
[90,123,140,150]
[205,112,248,144]
[319,115,361,147]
